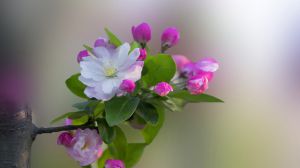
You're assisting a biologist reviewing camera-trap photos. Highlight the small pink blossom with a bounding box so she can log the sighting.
[154,82,173,96]
[137,48,147,61]
[105,159,125,168]
[66,129,103,166]
[77,50,89,63]
[161,27,180,47]
[119,79,136,93]
[172,55,191,72]
[186,75,209,95]
[132,22,152,43]
[57,132,74,147]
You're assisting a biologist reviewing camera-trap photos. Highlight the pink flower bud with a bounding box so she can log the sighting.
[132,22,152,43]
[137,48,147,61]
[172,55,191,72]
[57,132,74,147]
[161,27,180,47]
[195,57,219,72]
[77,50,89,63]
[119,79,136,93]
[105,159,125,168]
[186,75,209,95]
[154,82,173,96]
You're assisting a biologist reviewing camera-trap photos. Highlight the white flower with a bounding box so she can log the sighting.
[79,43,143,101]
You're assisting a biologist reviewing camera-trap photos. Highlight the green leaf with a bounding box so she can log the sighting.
[136,102,158,125]
[104,28,122,47]
[97,149,112,168]
[65,73,88,99]
[168,90,224,103]
[81,165,91,168]
[142,103,165,144]
[125,143,146,168]
[97,118,116,144]
[109,127,128,160]
[83,44,93,54]
[161,98,185,112]
[142,54,176,86]
[50,111,87,124]
[105,96,140,126]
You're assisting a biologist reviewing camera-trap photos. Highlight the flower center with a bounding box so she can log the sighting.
[104,67,117,77]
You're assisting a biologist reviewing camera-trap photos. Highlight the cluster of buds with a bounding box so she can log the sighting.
[173,55,219,94]
[131,22,180,53]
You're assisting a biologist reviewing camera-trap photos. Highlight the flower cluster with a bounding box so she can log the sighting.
[54,22,222,168]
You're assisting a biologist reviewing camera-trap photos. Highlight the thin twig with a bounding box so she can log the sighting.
[34,124,96,135]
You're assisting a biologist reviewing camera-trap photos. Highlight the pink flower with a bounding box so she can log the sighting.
[186,75,209,95]
[66,129,103,166]
[132,22,152,43]
[161,27,180,47]
[195,57,219,72]
[119,79,136,93]
[77,50,89,63]
[105,159,125,168]
[137,48,147,61]
[172,55,191,72]
[154,82,173,96]
[57,132,74,147]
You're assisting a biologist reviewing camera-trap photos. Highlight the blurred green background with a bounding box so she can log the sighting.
[4,0,300,167]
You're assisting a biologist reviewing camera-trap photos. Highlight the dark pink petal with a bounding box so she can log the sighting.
[77,50,89,63]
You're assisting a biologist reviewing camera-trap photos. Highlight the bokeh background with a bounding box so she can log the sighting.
[2,0,300,167]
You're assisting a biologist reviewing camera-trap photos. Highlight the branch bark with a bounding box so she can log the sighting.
[34,124,95,135]
[0,106,33,168]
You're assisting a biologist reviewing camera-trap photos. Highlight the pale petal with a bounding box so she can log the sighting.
[196,58,219,72]
[118,48,140,71]
[79,76,98,87]
[113,43,131,67]
[118,61,144,81]
[80,57,105,81]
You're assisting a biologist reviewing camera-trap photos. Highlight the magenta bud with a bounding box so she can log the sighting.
[57,132,74,147]
[105,159,125,168]
[137,48,147,61]
[119,79,136,93]
[161,27,180,48]
[131,22,152,44]
[154,82,173,96]
[186,75,209,95]
[77,50,89,63]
